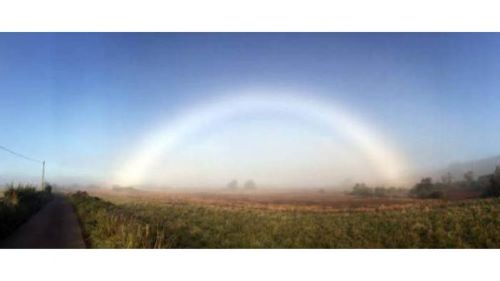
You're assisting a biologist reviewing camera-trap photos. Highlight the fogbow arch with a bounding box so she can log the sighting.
[112,93,408,186]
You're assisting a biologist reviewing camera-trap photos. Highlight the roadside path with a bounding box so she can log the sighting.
[0,195,86,248]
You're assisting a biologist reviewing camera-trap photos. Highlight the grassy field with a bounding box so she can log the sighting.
[68,189,500,248]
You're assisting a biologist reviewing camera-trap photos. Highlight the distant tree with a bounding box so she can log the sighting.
[410,177,444,199]
[243,180,256,190]
[351,183,373,197]
[464,171,474,183]
[411,178,432,197]
[482,166,500,198]
[227,180,238,190]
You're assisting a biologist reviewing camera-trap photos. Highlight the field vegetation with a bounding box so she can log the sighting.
[69,189,500,248]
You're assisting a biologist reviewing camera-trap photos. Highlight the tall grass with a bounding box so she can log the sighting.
[69,191,169,248]
[69,191,500,248]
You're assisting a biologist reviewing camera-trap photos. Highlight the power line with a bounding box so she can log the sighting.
[0,144,46,190]
[0,145,42,164]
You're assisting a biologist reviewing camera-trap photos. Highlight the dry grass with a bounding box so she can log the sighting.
[68,188,500,248]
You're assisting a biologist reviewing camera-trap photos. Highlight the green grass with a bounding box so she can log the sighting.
[69,191,500,248]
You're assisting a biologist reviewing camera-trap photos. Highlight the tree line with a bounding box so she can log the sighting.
[350,166,500,199]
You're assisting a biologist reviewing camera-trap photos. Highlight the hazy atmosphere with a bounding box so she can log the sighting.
[2,32,500,251]
[2,33,500,188]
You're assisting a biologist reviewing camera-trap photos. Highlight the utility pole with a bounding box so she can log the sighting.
[41,160,45,190]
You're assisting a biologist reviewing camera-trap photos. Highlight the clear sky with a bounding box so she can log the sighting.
[1,33,500,187]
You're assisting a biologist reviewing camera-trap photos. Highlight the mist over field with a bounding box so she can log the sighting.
[1,33,500,191]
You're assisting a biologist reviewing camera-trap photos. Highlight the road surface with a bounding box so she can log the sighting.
[0,195,86,248]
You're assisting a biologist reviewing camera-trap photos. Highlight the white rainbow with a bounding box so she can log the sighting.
[112,93,409,186]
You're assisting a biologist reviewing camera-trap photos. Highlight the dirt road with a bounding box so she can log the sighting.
[0,195,86,248]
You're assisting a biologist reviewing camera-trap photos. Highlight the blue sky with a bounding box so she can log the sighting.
[1,33,500,186]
